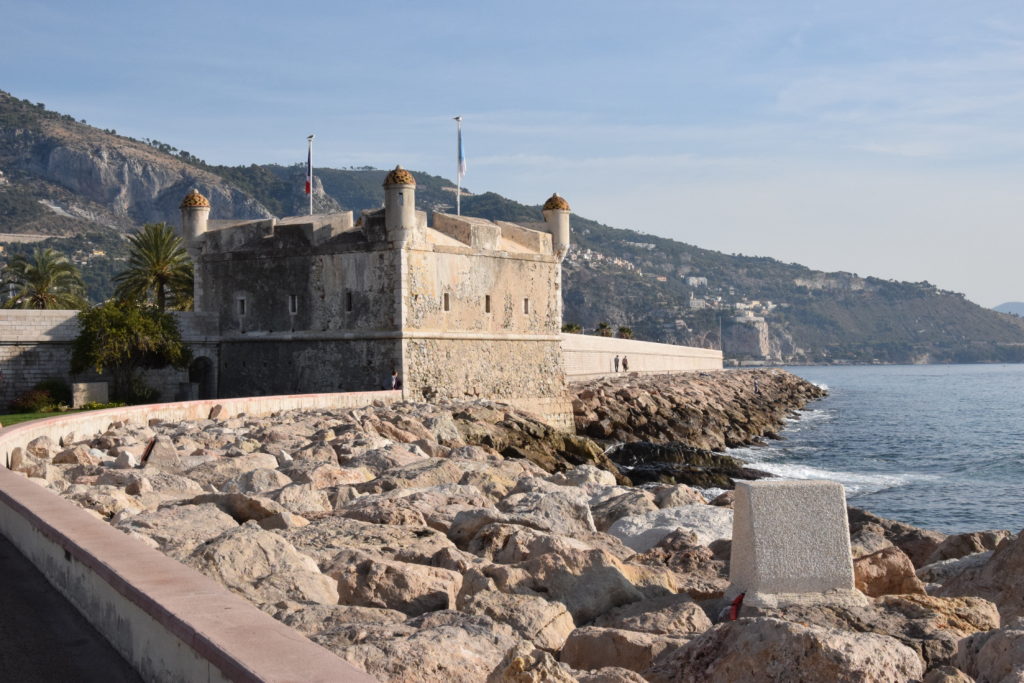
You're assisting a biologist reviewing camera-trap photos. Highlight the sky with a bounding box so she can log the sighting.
[3,0,1024,307]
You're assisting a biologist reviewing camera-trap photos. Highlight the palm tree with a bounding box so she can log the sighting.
[617,326,634,339]
[1,248,87,309]
[595,321,613,337]
[561,322,582,333]
[114,223,193,311]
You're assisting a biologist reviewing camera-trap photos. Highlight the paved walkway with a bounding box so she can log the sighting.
[0,533,141,682]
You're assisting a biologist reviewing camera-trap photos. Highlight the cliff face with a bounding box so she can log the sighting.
[0,92,271,235]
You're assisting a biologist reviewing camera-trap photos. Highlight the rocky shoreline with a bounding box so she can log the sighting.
[6,370,1021,681]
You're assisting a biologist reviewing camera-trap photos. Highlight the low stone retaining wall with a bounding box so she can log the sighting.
[0,390,400,682]
[560,333,723,380]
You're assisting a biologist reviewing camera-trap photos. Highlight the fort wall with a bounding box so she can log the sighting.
[560,332,723,380]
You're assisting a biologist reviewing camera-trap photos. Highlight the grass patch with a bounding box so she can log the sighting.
[0,410,85,427]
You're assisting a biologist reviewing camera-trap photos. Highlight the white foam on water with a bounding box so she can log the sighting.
[749,461,937,497]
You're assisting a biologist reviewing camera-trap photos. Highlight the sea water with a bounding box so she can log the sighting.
[728,364,1024,534]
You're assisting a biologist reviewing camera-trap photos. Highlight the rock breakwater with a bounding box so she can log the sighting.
[8,382,1018,681]
[572,369,827,450]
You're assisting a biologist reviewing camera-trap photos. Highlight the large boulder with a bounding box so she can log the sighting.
[464,548,645,623]
[608,506,733,553]
[326,549,463,616]
[561,627,691,673]
[848,507,946,568]
[186,522,338,606]
[854,546,928,597]
[590,491,658,532]
[926,529,1013,565]
[115,503,237,559]
[628,529,730,600]
[221,467,293,494]
[459,590,575,651]
[955,617,1024,683]
[281,516,456,568]
[940,531,1024,621]
[591,593,712,635]
[643,617,924,683]
[185,452,279,489]
[314,610,519,683]
[497,490,596,537]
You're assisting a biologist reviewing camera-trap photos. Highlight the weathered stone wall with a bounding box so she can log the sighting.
[560,332,723,379]
[403,247,561,335]
[198,241,401,335]
[402,337,566,402]
[0,310,220,408]
[217,337,401,397]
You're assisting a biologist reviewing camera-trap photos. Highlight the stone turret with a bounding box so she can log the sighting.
[542,193,571,260]
[180,188,210,312]
[384,165,416,243]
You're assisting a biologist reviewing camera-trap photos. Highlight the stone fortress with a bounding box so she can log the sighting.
[179,167,575,425]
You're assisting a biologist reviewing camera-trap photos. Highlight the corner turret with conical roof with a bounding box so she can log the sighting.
[542,193,571,260]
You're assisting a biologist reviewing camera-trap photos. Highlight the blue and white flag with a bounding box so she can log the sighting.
[455,116,466,179]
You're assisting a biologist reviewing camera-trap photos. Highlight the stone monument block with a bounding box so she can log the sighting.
[727,479,858,607]
[72,382,108,408]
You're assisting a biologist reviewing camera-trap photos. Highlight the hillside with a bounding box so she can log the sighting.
[2,89,1024,363]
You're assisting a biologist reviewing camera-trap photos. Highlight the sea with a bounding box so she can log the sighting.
[726,364,1024,535]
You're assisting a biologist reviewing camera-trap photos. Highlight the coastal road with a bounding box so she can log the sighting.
[0,533,142,682]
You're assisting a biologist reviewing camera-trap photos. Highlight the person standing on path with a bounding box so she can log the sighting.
[614,355,620,372]
[622,356,629,372]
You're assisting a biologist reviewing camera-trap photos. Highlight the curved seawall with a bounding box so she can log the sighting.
[0,391,398,682]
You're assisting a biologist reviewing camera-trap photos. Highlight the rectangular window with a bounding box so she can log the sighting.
[237,297,246,316]
[288,294,298,315]
[485,295,491,313]
[443,293,450,312]
[523,298,530,314]
[346,291,353,312]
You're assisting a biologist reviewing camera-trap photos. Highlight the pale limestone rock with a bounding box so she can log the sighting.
[460,590,575,651]
[326,548,462,616]
[469,548,644,623]
[271,483,332,515]
[917,551,992,585]
[185,452,278,489]
[271,602,406,637]
[335,495,428,527]
[125,477,153,495]
[546,464,617,488]
[574,668,647,683]
[486,641,578,683]
[927,529,1012,564]
[955,617,1024,683]
[25,435,54,459]
[286,462,374,488]
[221,467,293,494]
[643,617,925,683]
[186,492,290,524]
[281,516,456,568]
[561,627,691,673]
[652,484,707,508]
[608,505,733,553]
[941,530,1024,621]
[112,451,138,469]
[590,491,658,532]
[922,666,974,683]
[591,594,712,635]
[497,490,596,536]
[469,523,596,564]
[115,503,237,559]
[315,611,518,683]
[67,484,146,518]
[854,546,928,597]
[53,445,100,466]
[142,436,182,471]
[186,522,337,606]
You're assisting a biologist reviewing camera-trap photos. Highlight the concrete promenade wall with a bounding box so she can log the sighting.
[560,333,723,380]
[0,390,400,682]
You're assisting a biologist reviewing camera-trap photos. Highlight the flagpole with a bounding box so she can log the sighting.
[307,134,315,216]
[454,116,463,216]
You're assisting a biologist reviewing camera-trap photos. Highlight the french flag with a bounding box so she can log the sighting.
[305,141,312,195]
